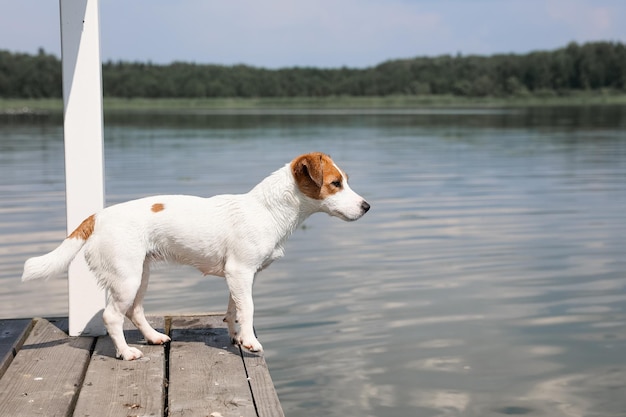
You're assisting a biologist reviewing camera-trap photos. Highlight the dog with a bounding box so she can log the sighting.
[22,152,370,360]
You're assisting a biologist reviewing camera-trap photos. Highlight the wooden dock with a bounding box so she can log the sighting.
[0,314,284,417]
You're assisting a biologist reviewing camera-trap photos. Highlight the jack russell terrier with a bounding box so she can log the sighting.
[22,152,370,360]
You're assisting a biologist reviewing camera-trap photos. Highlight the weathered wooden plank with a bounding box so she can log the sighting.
[0,318,34,379]
[0,318,94,417]
[168,315,256,417]
[242,350,286,417]
[72,317,166,417]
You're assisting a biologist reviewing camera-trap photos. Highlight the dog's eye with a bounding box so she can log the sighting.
[331,180,342,188]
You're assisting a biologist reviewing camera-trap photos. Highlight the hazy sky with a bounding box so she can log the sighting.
[2,0,625,68]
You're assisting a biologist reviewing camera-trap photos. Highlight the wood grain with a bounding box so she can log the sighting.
[0,314,285,417]
[0,318,94,417]
[169,315,256,417]
[242,349,286,417]
[0,318,33,379]
[72,317,166,417]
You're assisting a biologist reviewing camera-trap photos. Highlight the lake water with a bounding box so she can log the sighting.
[1,106,626,417]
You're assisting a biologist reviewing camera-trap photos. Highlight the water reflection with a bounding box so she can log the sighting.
[1,107,625,416]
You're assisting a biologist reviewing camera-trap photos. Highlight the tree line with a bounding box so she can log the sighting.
[1,41,625,99]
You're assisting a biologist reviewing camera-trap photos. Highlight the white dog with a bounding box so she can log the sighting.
[22,152,370,360]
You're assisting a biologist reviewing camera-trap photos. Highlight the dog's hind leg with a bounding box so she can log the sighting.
[103,274,145,360]
[126,259,171,346]
[85,238,150,360]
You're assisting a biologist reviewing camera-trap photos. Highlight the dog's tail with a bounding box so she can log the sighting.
[22,214,95,282]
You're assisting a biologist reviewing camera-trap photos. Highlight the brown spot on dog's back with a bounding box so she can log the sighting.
[151,203,165,213]
[68,214,95,240]
[291,152,344,200]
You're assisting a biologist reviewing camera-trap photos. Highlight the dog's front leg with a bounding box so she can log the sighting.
[223,292,239,344]
[225,267,263,352]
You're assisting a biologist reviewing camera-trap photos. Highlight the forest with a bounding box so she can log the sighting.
[0,41,625,99]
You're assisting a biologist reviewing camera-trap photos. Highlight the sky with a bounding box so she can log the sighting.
[1,0,625,69]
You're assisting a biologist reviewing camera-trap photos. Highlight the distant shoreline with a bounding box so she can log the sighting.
[2,93,626,115]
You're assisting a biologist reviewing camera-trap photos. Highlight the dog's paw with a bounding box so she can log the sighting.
[224,320,240,344]
[146,331,171,345]
[117,347,144,361]
[236,335,263,353]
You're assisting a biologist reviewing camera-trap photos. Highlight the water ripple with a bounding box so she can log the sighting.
[2,109,626,416]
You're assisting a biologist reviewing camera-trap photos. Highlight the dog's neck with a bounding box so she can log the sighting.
[249,164,319,240]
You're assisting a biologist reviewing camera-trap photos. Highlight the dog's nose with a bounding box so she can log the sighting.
[361,201,371,213]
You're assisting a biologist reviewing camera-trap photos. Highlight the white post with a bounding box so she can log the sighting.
[60,0,107,336]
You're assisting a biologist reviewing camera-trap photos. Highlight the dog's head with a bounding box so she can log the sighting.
[291,152,370,221]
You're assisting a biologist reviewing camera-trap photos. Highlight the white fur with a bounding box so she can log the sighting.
[22,154,369,360]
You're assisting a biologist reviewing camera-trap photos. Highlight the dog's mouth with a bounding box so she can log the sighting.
[331,201,370,222]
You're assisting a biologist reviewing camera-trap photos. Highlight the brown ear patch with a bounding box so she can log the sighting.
[291,152,344,200]
[151,203,165,213]
[68,214,95,240]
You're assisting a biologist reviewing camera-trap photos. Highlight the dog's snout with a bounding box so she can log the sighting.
[361,201,371,213]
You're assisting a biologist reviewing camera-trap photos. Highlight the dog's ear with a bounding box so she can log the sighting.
[291,153,325,198]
